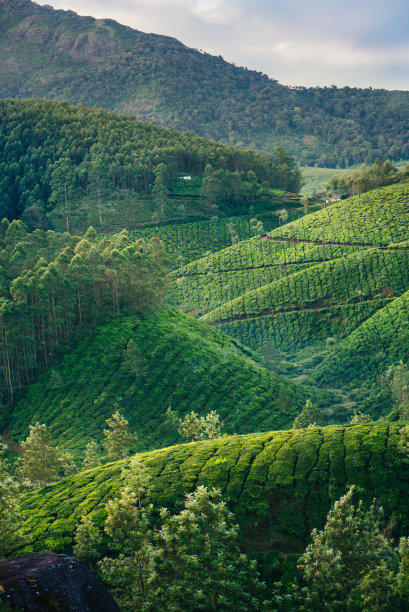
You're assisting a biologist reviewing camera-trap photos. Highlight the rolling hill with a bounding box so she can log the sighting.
[2,0,409,166]
[18,423,409,581]
[9,308,327,457]
[0,98,297,231]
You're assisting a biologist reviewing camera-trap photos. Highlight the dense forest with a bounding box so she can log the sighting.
[0,98,302,230]
[2,0,409,166]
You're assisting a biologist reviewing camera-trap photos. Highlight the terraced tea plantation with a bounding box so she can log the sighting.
[18,423,409,561]
[10,309,325,457]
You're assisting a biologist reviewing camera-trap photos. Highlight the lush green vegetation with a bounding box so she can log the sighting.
[170,184,409,316]
[130,208,307,267]
[17,423,409,571]
[314,288,409,388]
[9,308,326,456]
[2,0,409,166]
[0,98,301,231]
[0,220,169,406]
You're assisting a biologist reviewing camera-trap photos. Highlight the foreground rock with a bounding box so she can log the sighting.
[0,553,119,611]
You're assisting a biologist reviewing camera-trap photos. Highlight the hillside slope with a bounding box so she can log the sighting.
[9,309,325,456]
[19,423,409,564]
[0,98,295,230]
[172,184,409,316]
[1,0,409,165]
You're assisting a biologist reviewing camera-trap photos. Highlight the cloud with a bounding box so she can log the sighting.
[190,0,243,25]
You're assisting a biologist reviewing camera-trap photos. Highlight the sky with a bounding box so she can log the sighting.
[36,0,409,90]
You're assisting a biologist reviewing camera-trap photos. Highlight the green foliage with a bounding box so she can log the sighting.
[17,422,58,488]
[0,222,169,403]
[145,486,268,611]
[2,1,409,166]
[326,159,400,197]
[83,441,102,471]
[100,486,153,611]
[0,98,297,230]
[73,514,102,566]
[297,487,398,611]
[9,309,324,457]
[104,409,137,460]
[293,400,322,429]
[0,444,26,557]
[177,410,223,442]
[16,423,409,572]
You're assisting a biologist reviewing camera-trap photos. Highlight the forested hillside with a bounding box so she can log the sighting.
[18,423,409,569]
[0,98,300,231]
[0,220,169,407]
[2,0,409,166]
[9,308,327,456]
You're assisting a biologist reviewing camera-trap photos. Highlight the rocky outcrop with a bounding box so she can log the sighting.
[0,553,120,611]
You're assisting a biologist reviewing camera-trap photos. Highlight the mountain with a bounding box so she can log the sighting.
[9,308,327,456]
[1,0,409,166]
[18,422,409,581]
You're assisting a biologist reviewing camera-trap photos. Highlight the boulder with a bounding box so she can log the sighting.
[0,552,120,611]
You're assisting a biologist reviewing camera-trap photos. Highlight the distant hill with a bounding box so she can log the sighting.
[0,98,300,230]
[18,423,409,581]
[9,308,326,456]
[2,0,409,166]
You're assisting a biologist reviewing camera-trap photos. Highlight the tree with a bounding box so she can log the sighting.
[73,514,102,567]
[152,163,169,221]
[18,422,58,488]
[145,486,267,611]
[57,452,77,478]
[350,412,371,424]
[384,361,409,418]
[122,454,151,507]
[297,487,398,611]
[293,400,322,429]
[104,408,137,460]
[123,339,146,379]
[49,157,76,233]
[177,410,223,442]
[83,440,102,470]
[0,444,26,558]
[99,487,154,611]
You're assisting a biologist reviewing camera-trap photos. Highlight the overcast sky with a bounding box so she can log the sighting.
[37,0,409,90]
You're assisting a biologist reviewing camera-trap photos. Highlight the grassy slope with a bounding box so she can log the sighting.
[19,423,409,560]
[9,309,324,456]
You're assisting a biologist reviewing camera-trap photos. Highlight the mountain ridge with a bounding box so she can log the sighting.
[2,0,409,166]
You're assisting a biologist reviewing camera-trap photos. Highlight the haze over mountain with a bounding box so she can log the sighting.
[2,0,409,166]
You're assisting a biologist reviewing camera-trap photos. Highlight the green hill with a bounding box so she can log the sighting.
[18,423,409,573]
[9,309,326,456]
[314,288,409,388]
[171,184,409,316]
[0,98,297,231]
[130,208,307,267]
[2,0,409,166]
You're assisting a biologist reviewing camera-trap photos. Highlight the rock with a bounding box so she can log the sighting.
[0,552,120,611]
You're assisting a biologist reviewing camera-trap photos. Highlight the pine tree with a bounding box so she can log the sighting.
[73,515,102,567]
[293,400,322,429]
[0,444,26,558]
[297,487,398,611]
[18,422,58,488]
[104,408,137,460]
[99,488,154,611]
[145,486,267,610]
[83,440,102,470]
[122,454,151,507]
